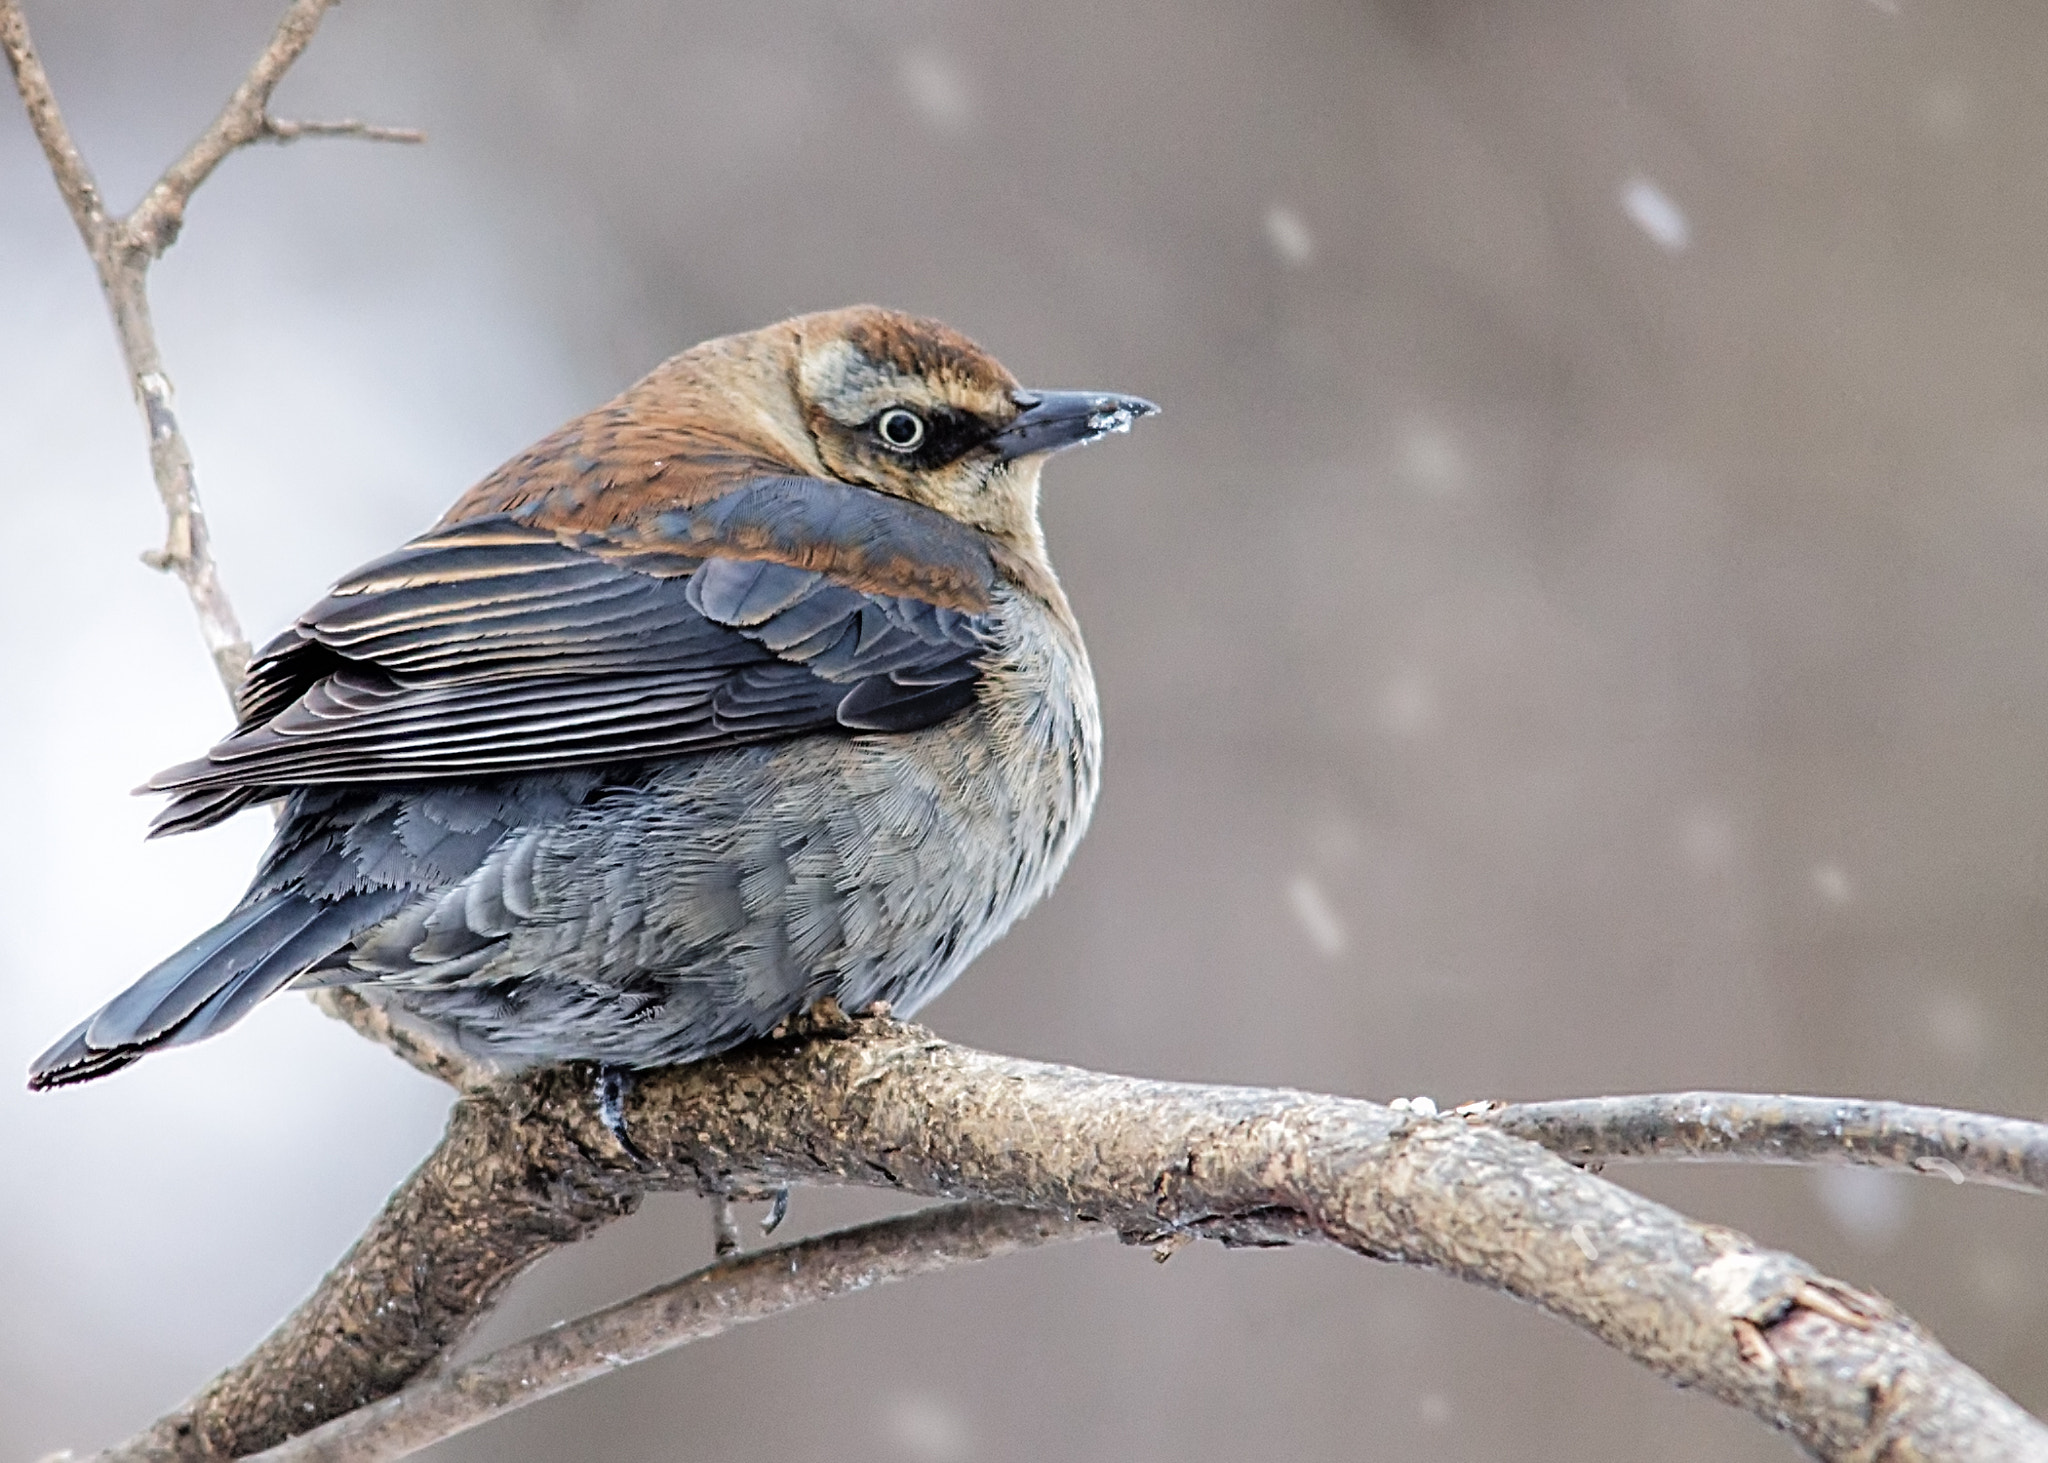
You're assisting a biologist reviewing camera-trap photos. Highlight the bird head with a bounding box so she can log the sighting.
[787,306,1155,552]
[443,306,1155,583]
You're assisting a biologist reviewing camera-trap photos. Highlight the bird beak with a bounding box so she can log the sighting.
[987,390,1159,461]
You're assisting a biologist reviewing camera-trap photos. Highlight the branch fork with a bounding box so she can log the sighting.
[0,0,418,701]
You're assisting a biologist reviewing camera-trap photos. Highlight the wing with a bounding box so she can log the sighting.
[147,477,998,835]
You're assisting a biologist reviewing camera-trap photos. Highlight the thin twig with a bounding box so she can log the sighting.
[125,0,389,258]
[97,1019,2048,1463]
[261,116,425,145]
[1480,1092,2048,1195]
[246,1204,1090,1463]
[1,0,419,701]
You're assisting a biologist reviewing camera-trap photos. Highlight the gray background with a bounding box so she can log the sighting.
[4,1,2046,1459]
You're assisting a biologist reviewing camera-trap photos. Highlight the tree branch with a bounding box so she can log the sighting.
[243,1204,1092,1463]
[257,116,425,145]
[0,0,107,248]
[1483,1092,2048,1195]
[95,1017,2048,1463]
[123,0,418,258]
[303,987,491,1090]
[0,0,419,699]
[4,0,253,695]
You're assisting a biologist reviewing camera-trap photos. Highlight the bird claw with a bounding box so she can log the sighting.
[707,1186,789,1252]
[596,1065,652,1167]
[710,1193,743,1257]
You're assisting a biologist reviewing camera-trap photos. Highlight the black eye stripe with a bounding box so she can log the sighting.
[865,406,990,467]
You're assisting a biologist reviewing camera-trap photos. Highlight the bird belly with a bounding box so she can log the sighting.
[364,594,1100,1069]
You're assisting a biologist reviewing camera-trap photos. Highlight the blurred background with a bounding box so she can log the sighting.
[4,1,2047,1458]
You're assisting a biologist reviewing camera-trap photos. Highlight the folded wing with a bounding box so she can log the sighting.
[147,477,998,835]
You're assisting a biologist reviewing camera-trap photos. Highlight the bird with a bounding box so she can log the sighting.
[30,305,1155,1118]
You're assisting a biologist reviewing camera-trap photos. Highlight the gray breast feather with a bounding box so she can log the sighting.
[332,586,1100,1068]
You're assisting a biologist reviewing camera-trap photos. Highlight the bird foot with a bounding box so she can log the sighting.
[710,1193,743,1257]
[596,1064,652,1167]
[707,1185,789,1255]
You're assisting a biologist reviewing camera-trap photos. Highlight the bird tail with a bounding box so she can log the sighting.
[28,887,404,1090]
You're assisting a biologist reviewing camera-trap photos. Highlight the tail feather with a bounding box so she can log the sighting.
[165,893,405,1050]
[28,1015,139,1089]
[29,887,406,1091]
[85,899,304,1052]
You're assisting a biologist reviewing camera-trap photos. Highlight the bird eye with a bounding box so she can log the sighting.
[875,408,927,452]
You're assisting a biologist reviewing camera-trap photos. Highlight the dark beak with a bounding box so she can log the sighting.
[987,390,1159,461]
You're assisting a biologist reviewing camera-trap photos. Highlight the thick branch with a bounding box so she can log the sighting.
[246,1204,1090,1463]
[104,1018,2048,1463]
[306,988,491,1090]
[1484,1092,2048,1195]
[102,1061,642,1463]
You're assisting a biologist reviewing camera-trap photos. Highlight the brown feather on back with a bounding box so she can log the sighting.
[427,307,1055,618]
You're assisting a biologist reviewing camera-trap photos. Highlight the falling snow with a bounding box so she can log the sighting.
[1264,205,1316,267]
[1377,671,1437,738]
[1287,874,1347,957]
[884,1393,973,1463]
[898,50,974,134]
[1811,1166,1909,1249]
[1619,177,1691,253]
[1810,862,1853,904]
[1400,421,1464,494]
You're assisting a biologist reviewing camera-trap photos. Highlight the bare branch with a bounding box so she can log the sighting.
[97,1019,2048,1463]
[97,1058,641,1463]
[126,0,342,257]
[0,0,109,247]
[260,116,425,145]
[245,1204,1090,1463]
[2,0,422,705]
[127,359,250,693]
[1482,1092,2048,1195]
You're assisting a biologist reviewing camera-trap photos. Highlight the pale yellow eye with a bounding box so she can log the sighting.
[875,408,926,452]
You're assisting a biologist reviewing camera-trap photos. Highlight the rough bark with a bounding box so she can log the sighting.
[99,1015,2048,1463]
[244,1204,1092,1463]
[1487,1091,2048,1194]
